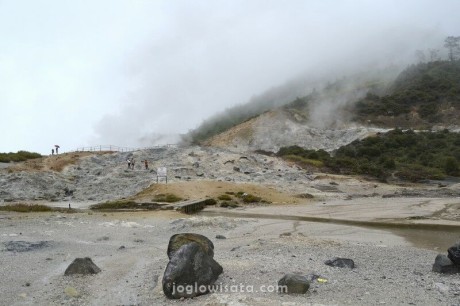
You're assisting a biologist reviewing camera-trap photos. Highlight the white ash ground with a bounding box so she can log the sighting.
[0,146,313,202]
[2,145,460,204]
[1,212,459,306]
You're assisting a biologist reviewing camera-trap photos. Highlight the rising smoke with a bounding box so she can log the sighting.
[89,1,454,148]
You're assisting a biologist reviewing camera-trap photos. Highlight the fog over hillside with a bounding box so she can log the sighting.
[1,1,459,153]
[86,1,459,148]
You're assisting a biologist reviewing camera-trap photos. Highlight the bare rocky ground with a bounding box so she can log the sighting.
[2,145,460,204]
[1,211,460,306]
[1,145,460,305]
[1,146,313,203]
[204,110,390,153]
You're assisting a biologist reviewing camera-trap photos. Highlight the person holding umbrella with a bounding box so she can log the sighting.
[54,145,60,154]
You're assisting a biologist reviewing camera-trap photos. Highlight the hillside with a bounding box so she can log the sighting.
[204,71,394,152]
[277,129,460,182]
[354,61,460,128]
[186,78,317,144]
[204,109,387,152]
[187,66,398,145]
[192,61,460,152]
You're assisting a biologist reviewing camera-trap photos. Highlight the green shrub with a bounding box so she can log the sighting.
[220,201,239,208]
[445,157,460,176]
[354,61,460,125]
[0,204,53,212]
[91,200,139,210]
[203,198,217,205]
[0,151,42,163]
[90,200,165,210]
[217,194,232,201]
[235,191,245,197]
[278,129,460,181]
[241,194,262,203]
[152,193,183,203]
[396,164,445,182]
[283,155,324,168]
[381,157,396,169]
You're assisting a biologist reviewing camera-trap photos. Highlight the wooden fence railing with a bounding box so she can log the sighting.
[72,144,178,153]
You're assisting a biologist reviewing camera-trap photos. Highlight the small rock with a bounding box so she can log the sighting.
[304,273,321,282]
[324,257,355,269]
[434,282,450,294]
[447,242,460,265]
[295,193,314,199]
[278,274,310,294]
[64,286,79,297]
[432,254,460,274]
[64,257,101,275]
[118,245,126,250]
[215,235,226,239]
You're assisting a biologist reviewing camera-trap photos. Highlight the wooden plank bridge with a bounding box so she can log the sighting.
[169,198,209,214]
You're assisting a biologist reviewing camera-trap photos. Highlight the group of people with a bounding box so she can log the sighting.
[127,158,149,170]
[51,147,59,155]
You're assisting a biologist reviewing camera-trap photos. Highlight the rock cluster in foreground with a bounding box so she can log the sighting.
[432,242,460,274]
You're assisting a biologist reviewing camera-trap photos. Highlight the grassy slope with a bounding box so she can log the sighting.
[354,61,460,127]
[278,129,460,182]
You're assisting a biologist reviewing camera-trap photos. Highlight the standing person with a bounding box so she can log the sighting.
[55,147,58,154]
[127,158,131,169]
[51,149,54,155]
[132,159,135,170]
[144,159,148,170]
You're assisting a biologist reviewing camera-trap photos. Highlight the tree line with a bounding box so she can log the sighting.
[415,36,460,63]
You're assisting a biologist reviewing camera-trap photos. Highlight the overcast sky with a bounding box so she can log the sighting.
[1,0,459,154]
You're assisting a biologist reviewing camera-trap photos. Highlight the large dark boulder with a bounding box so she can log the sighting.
[167,233,214,259]
[278,274,310,294]
[162,242,223,299]
[325,257,355,269]
[432,254,460,274]
[64,257,101,275]
[447,242,460,265]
